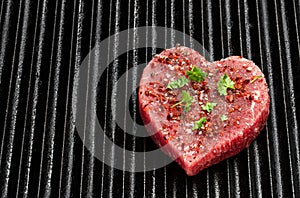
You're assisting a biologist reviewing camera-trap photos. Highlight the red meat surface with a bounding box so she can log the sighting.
[138,46,270,176]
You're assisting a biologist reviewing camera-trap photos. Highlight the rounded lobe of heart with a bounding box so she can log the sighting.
[138,46,270,176]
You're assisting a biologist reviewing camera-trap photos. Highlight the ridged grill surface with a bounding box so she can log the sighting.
[0,0,299,197]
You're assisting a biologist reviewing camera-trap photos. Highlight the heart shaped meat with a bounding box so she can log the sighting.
[138,46,270,176]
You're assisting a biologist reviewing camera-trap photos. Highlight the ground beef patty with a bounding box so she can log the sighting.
[138,46,270,176]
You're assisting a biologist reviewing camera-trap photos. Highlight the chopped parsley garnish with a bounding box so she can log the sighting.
[171,90,194,112]
[217,74,235,96]
[220,114,228,121]
[202,102,217,112]
[250,76,262,84]
[166,76,189,90]
[192,117,207,130]
[186,66,207,82]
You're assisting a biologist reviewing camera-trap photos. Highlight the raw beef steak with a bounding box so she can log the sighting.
[138,46,270,176]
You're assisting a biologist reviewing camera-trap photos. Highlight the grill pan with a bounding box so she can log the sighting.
[0,0,299,197]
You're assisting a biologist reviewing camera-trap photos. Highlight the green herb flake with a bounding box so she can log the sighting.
[186,66,207,82]
[217,74,235,96]
[192,117,207,130]
[171,90,194,112]
[202,102,217,112]
[220,114,228,121]
[250,76,262,84]
[166,76,189,90]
